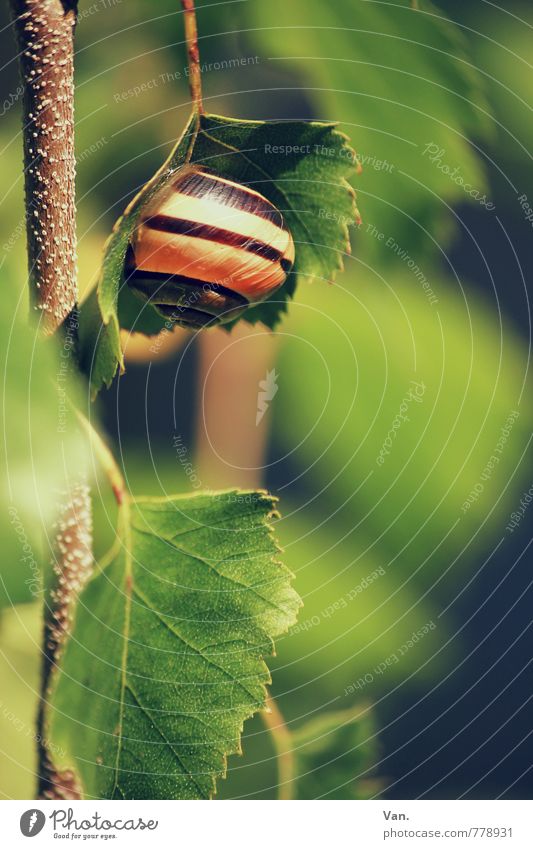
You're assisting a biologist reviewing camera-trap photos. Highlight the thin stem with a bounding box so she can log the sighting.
[76,410,127,506]
[181,0,204,115]
[9,0,79,334]
[262,694,296,800]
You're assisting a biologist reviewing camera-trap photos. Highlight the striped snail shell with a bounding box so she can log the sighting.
[125,166,295,328]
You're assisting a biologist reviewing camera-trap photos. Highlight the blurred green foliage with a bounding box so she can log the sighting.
[0,283,89,608]
[0,605,40,799]
[0,0,530,799]
[275,274,530,571]
[264,271,531,708]
[219,703,380,799]
[290,705,379,799]
[243,0,494,266]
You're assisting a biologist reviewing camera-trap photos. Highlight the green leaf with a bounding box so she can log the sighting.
[47,491,301,799]
[292,705,379,799]
[186,115,358,327]
[80,112,357,396]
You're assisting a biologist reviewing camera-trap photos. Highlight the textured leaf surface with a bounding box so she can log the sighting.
[47,491,301,799]
[79,113,357,396]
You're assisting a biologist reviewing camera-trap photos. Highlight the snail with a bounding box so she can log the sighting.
[125,166,295,328]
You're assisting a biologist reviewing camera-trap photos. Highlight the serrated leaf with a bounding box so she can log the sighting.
[79,112,357,396]
[46,491,301,799]
[292,705,379,799]
[186,116,357,328]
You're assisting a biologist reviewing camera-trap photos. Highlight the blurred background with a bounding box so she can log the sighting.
[0,0,532,799]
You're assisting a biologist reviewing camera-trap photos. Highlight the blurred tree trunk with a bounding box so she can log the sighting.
[196,324,279,489]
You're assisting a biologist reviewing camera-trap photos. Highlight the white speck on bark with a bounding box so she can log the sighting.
[38,481,92,800]
[10,0,78,334]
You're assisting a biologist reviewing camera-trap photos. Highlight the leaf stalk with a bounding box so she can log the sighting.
[181,0,204,115]
[263,694,296,800]
[75,410,127,506]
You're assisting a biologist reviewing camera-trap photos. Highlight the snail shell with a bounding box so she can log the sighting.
[125,166,295,327]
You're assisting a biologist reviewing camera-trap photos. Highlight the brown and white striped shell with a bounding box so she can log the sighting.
[125,166,295,328]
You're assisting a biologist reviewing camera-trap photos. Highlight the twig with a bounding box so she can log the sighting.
[76,410,127,506]
[262,694,296,800]
[38,482,92,800]
[181,0,204,115]
[9,0,89,799]
[9,0,78,335]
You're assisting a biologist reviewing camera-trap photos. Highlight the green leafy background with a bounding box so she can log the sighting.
[0,0,531,799]
[0,282,90,608]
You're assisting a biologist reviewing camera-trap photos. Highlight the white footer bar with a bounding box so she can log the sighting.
[2,799,531,848]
